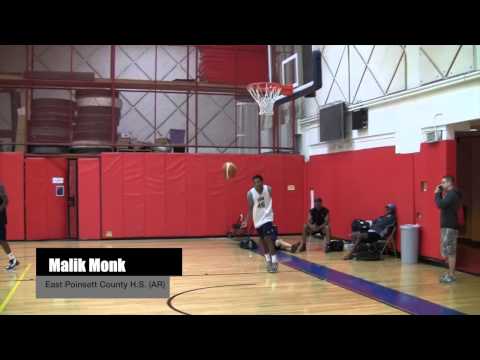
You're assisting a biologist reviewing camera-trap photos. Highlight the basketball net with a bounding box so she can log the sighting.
[261,115,273,129]
[247,82,293,118]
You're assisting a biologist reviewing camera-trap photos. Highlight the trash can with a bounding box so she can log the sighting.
[400,224,421,264]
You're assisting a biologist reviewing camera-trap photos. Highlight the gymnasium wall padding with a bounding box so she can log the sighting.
[100,153,305,239]
[123,154,146,238]
[307,141,457,261]
[144,154,166,237]
[0,142,458,257]
[0,152,24,240]
[164,155,188,236]
[101,154,123,238]
[25,158,67,240]
[78,158,101,240]
[307,146,416,252]
[185,155,208,236]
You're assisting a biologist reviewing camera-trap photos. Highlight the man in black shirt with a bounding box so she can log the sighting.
[299,198,330,252]
[0,183,19,271]
[344,204,397,260]
[435,175,461,284]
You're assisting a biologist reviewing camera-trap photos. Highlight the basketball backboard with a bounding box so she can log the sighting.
[268,45,322,105]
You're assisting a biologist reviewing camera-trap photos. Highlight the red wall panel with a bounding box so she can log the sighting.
[100,153,304,239]
[186,155,208,236]
[413,141,457,259]
[144,154,166,237]
[123,154,146,238]
[25,158,67,240]
[281,155,305,233]
[101,154,123,238]
[1,141,461,259]
[163,155,188,236]
[307,147,415,250]
[224,155,251,233]
[307,141,458,260]
[78,158,101,240]
[0,153,24,240]
[206,155,230,236]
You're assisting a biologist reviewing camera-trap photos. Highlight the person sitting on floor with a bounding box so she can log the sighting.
[343,203,397,260]
[299,198,331,252]
[242,222,300,253]
[271,225,300,253]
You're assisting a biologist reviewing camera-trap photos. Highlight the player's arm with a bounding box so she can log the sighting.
[0,185,8,212]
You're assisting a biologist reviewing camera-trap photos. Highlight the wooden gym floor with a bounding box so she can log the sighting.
[1,236,479,315]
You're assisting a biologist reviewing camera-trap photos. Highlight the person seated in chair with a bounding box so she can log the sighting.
[343,203,397,260]
[299,198,331,252]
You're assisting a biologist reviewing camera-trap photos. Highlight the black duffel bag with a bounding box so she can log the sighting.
[325,240,344,253]
[351,219,370,232]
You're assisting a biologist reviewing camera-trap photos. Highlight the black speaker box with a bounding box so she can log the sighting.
[352,109,368,130]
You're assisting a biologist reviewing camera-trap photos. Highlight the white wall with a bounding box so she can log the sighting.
[300,45,480,158]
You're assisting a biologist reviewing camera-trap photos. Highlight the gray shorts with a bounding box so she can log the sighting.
[440,228,458,257]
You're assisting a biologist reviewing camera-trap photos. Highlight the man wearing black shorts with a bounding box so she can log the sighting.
[0,182,19,271]
[300,198,331,252]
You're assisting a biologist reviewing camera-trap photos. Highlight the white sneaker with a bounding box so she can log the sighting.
[6,258,19,272]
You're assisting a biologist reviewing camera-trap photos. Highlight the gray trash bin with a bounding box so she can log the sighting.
[400,224,420,264]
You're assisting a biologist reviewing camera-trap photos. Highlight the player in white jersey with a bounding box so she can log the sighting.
[242,175,279,273]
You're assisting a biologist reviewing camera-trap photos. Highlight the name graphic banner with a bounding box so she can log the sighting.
[36,248,182,298]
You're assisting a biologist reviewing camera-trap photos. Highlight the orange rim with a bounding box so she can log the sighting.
[247,82,293,96]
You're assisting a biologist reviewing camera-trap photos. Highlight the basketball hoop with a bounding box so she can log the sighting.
[247,82,293,116]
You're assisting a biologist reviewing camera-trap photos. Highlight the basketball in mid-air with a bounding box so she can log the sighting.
[223,161,237,180]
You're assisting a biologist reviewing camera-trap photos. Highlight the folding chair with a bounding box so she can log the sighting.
[379,225,397,258]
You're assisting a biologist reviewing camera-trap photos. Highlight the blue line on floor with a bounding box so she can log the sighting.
[262,250,464,315]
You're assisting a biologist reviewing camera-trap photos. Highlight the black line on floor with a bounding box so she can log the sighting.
[166,283,256,315]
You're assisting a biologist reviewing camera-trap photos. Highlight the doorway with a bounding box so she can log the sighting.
[455,130,480,274]
[67,159,78,239]
[456,131,480,242]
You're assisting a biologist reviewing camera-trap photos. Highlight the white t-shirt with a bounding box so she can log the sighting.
[248,185,273,228]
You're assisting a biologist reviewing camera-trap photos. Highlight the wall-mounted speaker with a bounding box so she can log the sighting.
[352,109,368,130]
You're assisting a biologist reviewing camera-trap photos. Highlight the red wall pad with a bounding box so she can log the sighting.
[123,154,146,237]
[164,154,188,237]
[78,158,101,240]
[185,155,208,236]
[307,141,457,260]
[25,158,67,240]
[101,153,124,238]
[101,153,305,239]
[0,153,25,240]
[307,147,415,251]
[144,154,166,237]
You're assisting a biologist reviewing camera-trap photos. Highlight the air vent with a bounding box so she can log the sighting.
[425,130,443,143]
